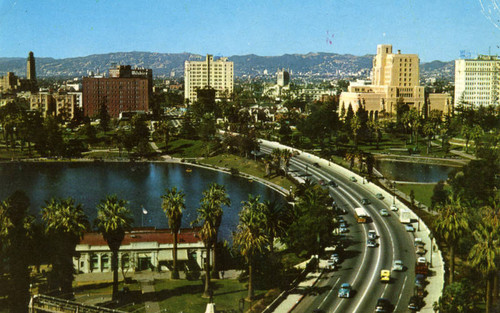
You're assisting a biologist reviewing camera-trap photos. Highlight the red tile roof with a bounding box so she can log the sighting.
[79,227,202,246]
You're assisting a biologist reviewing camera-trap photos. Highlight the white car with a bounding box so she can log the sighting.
[390,204,398,211]
[367,239,378,247]
[380,209,390,216]
[368,230,377,240]
[392,260,404,271]
[405,224,415,232]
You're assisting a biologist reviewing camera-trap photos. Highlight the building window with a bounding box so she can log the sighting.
[122,254,130,269]
[101,254,110,270]
[91,254,99,270]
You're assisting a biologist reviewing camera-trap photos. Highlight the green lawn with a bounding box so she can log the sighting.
[154,279,266,313]
[200,153,295,191]
[395,183,436,208]
[164,139,217,158]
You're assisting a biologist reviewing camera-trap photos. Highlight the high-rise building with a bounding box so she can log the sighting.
[30,91,78,120]
[277,69,290,86]
[339,44,448,116]
[454,55,500,107]
[82,65,152,118]
[27,51,36,81]
[184,54,233,103]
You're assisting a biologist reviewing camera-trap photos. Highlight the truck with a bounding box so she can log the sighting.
[415,257,429,277]
[399,208,412,224]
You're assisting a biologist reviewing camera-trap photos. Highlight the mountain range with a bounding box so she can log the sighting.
[0,51,454,79]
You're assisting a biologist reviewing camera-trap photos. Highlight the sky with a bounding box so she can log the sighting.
[0,0,499,62]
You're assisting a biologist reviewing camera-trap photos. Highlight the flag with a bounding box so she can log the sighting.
[142,207,148,215]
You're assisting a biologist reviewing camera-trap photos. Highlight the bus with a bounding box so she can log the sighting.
[354,207,369,223]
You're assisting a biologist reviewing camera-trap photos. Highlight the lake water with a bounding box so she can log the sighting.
[0,162,284,241]
[375,159,458,183]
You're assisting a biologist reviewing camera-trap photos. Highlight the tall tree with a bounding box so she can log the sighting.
[161,187,185,279]
[42,197,89,294]
[434,197,469,283]
[262,199,288,253]
[200,183,230,279]
[233,195,269,301]
[94,195,133,301]
[0,191,33,313]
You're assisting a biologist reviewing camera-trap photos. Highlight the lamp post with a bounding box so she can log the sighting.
[392,181,396,205]
[429,233,434,268]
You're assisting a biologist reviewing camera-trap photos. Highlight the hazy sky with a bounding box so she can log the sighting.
[0,0,499,62]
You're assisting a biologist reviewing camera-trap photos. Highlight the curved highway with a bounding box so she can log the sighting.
[261,143,417,313]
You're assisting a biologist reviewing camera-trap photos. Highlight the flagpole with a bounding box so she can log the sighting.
[142,206,144,227]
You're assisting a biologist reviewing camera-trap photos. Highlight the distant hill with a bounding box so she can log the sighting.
[0,51,454,79]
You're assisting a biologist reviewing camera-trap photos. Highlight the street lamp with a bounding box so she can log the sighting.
[392,181,396,205]
[429,233,434,268]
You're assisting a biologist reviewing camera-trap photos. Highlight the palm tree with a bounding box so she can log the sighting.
[42,197,89,294]
[262,199,288,253]
[469,220,500,313]
[161,187,185,279]
[280,149,293,176]
[94,195,133,301]
[233,195,269,301]
[434,197,469,283]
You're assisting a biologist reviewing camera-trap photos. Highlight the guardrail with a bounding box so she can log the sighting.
[29,294,126,313]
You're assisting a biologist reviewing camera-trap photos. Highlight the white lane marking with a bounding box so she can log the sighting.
[319,277,341,308]
[288,159,383,313]
[394,275,408,311]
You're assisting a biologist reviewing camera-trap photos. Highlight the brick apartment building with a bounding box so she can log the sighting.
[82,65,153,118]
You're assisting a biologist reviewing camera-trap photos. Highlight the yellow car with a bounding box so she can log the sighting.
[380,269,391,283]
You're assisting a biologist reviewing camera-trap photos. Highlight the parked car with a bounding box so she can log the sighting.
[313,162,321,168]
[340,226,349,233]
[338,283,352,298]
[349,176,357,182]
[380,209,390,216]
[392,260,404,271]
[408,295,423,311]
[415,274,426,288]
[375,298,392,313]
[361,198,371,205]
[367,239,378,247]
[405,224,415,232]
[368,230,377,240]
[375,193,384,199]
[331,253,340,263]
[327,259,337,270]
[415,245,426,255]
[390,204,398,211]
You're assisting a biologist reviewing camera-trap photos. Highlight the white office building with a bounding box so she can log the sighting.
[184,54,234,103]
[455,55,500,107]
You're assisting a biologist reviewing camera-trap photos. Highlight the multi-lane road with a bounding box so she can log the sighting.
[261,143,418,313]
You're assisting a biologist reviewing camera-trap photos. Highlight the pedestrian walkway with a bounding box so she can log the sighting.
[139,278,161,313]
[271,258,324,313]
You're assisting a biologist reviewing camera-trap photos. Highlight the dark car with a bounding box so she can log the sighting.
[408,295,423,311]
[361,198,371,205]
[415,274,426,288]
[313,162,321,168]
[375,298,392,312]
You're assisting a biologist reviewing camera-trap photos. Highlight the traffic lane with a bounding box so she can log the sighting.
[294,160,415,312]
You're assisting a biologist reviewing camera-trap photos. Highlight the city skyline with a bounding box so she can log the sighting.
[1,0,500,62]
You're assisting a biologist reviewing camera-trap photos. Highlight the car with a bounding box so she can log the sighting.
[327,259,337,270]
[338,216,345,223]
[368,230,377,240]
[361,198,371,205]
[415,245,426,255]
[417,257,427,264]
[313,162,321,168]
[340,226,349,233]
[339,221,347,228]
[367,239,378,247]
[415,274,425,288]
[414,237,424,246]
[331,199,337,207]
[405,224,415,232]
[338,283,352,298]
[375,298,392,313]
[390,204,398,211]
[318,179,325,186]
[408,295,423,311]
[380,209,390,216]
[375,193,384,200]
[392,260,404,271]
[331,253,340,263]
[380,270,391,282]
[349,176,357,182]
[328,180,338,187]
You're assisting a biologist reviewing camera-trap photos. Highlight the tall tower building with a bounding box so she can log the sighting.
[277,69,290,86]
[27,51,36,81]
[184,54,233,103]
[454,55,500,107]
